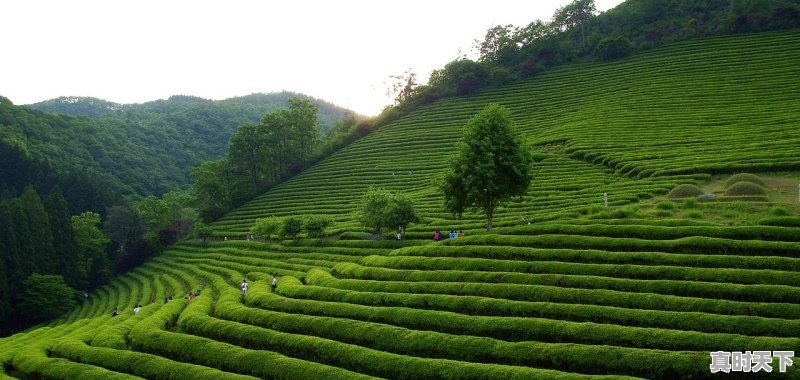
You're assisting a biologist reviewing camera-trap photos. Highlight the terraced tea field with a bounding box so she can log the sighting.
[2,30,799,379]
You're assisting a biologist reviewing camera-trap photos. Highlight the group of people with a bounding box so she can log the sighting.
[185,289,201,301]
[244,234,256,241]
[241,275,279,295]
[111,303,142,317]
[433,230,464,241]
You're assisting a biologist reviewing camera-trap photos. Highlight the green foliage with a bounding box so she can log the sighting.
[11,93,353,199]
[685,210,704,219]
[18,274,76,321]
[656,201,677,210]
[18,186,55,274]
[585,204,605,215]
[725,181,767,196]
[135,191,192,231]
[594,35,632,60]
[683,198,698,209]
[250,217,282,240]
[72,212,112,289]
[442,104,532,230]
[281,216,304,239]
[193,222,214,243]
[667,184,704,198]
[304,215,332,238]
[724,172,766,188]
[770,205,790,216]
[358,187,419,234]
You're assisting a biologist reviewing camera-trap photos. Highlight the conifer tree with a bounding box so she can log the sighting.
[18,186,55,273]
[45,187,83,289]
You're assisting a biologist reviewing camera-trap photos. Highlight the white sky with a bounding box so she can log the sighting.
[1,0,623,116]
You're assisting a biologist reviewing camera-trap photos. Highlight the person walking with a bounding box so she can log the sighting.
[271,275,278,291]
[241,279,249,295]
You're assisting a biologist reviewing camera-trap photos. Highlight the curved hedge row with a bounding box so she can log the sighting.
[299,269,800,337]
[332,263,800,319]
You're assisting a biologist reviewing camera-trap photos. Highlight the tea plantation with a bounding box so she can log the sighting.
[2,30,799,379]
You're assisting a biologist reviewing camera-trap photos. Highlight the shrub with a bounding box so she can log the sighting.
[667,184,703,198]
[770,206,790,216]
[759,216,800,227]
[655,209,673,217]
[610,205,639,218]
[725,181,767,196]
[585,204,605,215]
[281,216,304,239]
[656,201,677,210]
[304,215,332,238]
[250,217,282,240]
[683,198,698,209]
[724,173,765,189]
[686,210,703,219]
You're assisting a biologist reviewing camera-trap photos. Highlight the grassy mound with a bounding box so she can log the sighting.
[724,173,766,189]
[667,184,703,199]
[725,181,767,196]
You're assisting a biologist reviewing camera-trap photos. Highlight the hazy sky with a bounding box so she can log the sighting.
[1,0,623,115]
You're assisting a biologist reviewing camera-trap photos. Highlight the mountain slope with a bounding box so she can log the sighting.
[1,92,354,198]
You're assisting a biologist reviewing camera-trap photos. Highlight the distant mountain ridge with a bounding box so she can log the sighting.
[0,92,356,206]
[28,92,353,133]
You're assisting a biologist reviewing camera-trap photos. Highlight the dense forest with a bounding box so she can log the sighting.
[1,92,353,200]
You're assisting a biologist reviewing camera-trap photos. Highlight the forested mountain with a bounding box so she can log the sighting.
[1,92,354,203]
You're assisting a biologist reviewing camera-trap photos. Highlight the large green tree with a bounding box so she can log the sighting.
[72,212,111,289]
[441,103,532,231]
[358,187,419,234]
[17,274,76,322]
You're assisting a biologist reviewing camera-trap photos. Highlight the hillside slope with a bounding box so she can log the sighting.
[213,29,800,236]
[1,30,799,379]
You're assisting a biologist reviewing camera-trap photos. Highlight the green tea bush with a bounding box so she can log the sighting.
[610,205,639,218]
[686,210,703,219]
[683,198,698,208]
[585,204,605,215]
[725,181,767,196]
[656,201,677,210]
[302,269,800,337]
[667,184,703,199]
[333,263,800,320]
[724,173,766,189]
[770,206,790,216]
[759,216,800,227]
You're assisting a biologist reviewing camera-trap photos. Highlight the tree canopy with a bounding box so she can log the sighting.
[441,104,532,231]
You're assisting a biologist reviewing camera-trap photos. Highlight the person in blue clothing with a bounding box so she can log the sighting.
[449,230,457,239]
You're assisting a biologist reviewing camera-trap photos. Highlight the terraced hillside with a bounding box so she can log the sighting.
[2,30,799,379]
[212,29,800,237]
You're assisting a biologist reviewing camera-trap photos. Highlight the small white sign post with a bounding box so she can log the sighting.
[604,193,608,208]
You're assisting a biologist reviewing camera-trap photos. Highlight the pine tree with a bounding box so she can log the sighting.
[18,186,55,273]
[45,187,83,289]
